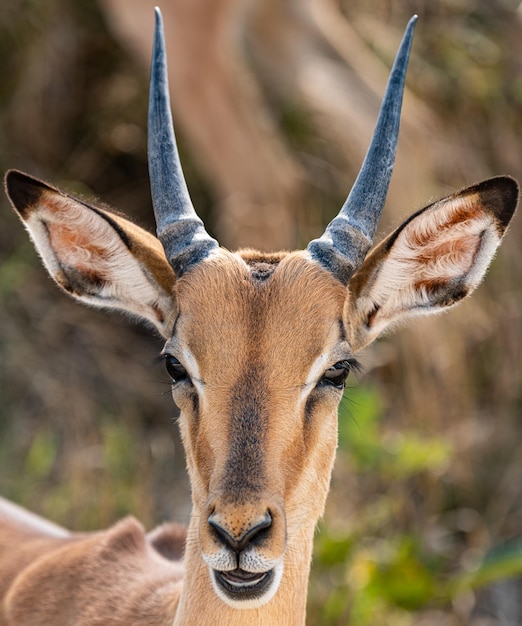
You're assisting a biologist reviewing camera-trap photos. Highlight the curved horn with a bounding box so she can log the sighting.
[307,16,418,285]
[148,7,218,276]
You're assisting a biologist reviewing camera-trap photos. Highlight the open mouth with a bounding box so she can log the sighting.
[214,567,274,599]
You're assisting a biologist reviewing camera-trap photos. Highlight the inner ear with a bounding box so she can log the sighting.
[347,177,519,351]
[5,170,177,337]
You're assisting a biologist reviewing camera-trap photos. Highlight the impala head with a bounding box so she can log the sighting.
[4,8,518,613]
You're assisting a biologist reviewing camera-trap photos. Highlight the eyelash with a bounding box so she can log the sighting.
[318,358,360,390]
[164,354,190,384]
[163,354,360,391]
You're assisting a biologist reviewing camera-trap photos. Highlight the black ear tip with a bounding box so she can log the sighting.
[4,170,51,217]
[476,176,520,230]
[5,169,27,192]
[498,175,519,203]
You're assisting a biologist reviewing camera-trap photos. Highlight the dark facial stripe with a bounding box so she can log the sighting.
[338,318,347,343]
[222,366,268,502]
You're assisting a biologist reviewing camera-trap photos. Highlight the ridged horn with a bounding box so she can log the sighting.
[307,16,418,285]
[148,7,218,276]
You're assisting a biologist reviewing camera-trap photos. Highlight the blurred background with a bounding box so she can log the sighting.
[1,0,522,624]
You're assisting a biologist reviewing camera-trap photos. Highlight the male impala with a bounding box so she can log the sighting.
[0,9,518,626]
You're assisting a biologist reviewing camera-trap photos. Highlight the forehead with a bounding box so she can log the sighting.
[172,250,348,377]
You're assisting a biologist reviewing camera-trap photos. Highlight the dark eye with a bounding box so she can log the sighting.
[165,354,189,384]
[319,360,356,389]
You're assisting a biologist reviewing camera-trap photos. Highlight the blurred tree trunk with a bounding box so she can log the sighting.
[100,0,440,250]
[246,0,440,222]
[101,0,302,251]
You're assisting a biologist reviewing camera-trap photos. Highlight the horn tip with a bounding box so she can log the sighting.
[154,7,164,33]
[406,15,418,36]
[152,7,166,69]
[154,7,163,36]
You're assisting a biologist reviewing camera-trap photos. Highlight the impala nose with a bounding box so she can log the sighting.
[208,510,272,552]
[202,500,286,605]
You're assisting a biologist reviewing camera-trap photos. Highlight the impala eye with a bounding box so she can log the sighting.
[319,360,357,389]
[164,354,189,384]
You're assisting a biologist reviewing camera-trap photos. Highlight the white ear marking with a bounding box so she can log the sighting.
[8,176,177,337]
[348,183,515,351]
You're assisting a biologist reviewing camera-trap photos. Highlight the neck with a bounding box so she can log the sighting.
[173,519,315,626]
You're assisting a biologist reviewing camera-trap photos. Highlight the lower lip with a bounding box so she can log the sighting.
[214,568,274,598]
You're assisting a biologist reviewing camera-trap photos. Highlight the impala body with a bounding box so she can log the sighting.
[0,9,518,626]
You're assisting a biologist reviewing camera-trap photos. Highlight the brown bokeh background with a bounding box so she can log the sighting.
[1,1,521,623]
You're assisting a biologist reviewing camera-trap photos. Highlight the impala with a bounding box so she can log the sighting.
[0,9,518,626]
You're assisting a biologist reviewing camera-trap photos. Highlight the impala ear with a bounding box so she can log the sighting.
[347,176,519,351]
[4,170,177,337]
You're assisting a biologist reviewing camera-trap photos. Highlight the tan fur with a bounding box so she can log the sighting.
[1,171,518,624]
[2,516,183,626]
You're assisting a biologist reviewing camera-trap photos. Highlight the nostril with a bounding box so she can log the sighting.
[240,511,272,550]
[208,516,236,549]
[208,510,272,552]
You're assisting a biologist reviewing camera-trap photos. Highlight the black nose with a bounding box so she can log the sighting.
[208,510,272,553]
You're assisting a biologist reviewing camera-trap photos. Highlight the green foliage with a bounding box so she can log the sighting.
[0,416,157,530]
[443,539,522,599]
[25,428,58,479]
[0,244,34,296]
[339,387,452,477]
[308,383,522,625]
